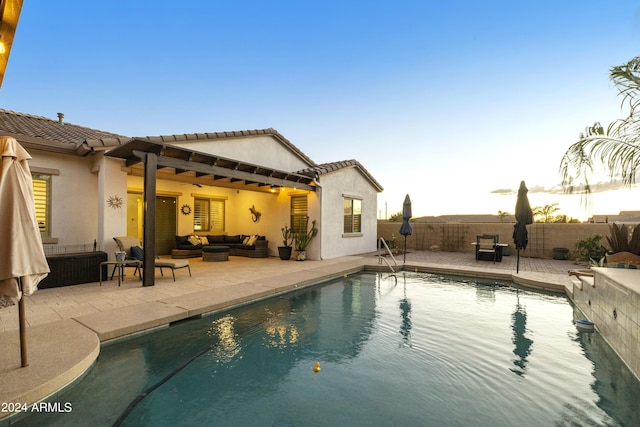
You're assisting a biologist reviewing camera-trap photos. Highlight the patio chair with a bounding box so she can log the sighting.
[111,236,144,278]
[113,236,143,260]
[476,234,498,263]
[155,259,191,281]
[114,237,190,281]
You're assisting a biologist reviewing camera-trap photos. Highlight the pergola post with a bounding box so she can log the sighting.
[143,152,157,286]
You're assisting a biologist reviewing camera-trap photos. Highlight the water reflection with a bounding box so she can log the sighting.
[399,274,412,347]
[574,306,640,426]
[263,301,300,349]
[511,290,533,377]
[207,314,240,363]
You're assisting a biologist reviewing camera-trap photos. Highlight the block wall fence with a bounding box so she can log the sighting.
[377,222,612,260]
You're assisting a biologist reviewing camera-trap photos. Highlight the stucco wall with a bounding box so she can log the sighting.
[172,136,312,172]
[29,150,99,247]
[319,168,379,259]
[100,156,129,256]
[378,221,612,259]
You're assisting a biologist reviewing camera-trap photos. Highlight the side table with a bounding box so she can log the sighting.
[100,260,143,286]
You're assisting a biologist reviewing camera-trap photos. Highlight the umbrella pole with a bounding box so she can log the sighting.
[18,277,28,367]
[403,236,407,263]
[517,248,520,274]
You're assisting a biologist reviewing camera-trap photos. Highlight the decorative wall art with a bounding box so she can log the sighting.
[181,204,192,215]
[249,205,261,222]
[107,195,123,209]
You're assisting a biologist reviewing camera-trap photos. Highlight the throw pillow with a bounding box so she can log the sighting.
[243,236,250,245]
[247,235,258,246]
[130,246,144,261]
[188,235,201,246]
[200,236,209,245]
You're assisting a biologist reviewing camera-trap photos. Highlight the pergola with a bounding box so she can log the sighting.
[106,138,316,286]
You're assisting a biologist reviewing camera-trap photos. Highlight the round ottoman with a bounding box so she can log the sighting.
[202,245,230,262]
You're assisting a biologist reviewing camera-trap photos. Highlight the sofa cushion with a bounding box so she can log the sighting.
[176,235,190,245]
[207,235,226,244]
[176,243,201,250]
[225,235,243,243]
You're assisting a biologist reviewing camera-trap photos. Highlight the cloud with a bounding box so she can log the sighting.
[491,180,636,196]
[490,188,515,195]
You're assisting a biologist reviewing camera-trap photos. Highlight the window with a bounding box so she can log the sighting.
[32,174,51,237]
[290,195,308,233]
[194,198,225,232]
[344,198,362,233]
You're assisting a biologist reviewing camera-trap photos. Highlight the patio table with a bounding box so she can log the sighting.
[99,260,142,286]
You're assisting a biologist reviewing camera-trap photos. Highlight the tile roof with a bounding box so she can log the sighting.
[298,159,383,192]
[0,109,128,155]
[0,110,315,166]
[0,109,382,191]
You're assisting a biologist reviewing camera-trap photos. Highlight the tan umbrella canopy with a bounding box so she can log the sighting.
[0,136,50,367]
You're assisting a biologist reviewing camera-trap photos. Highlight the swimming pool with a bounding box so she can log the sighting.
[19,272,640,426]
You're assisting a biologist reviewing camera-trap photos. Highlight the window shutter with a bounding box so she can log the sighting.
[194,198,210,231]
[210,199,225,232]
[290,196,308,233]
[32,175,50,236]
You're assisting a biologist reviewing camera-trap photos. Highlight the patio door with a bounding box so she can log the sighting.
[155,196,177,256]
[128,193,176,256]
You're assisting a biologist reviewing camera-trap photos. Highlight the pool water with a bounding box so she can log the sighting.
[20,272,640,426]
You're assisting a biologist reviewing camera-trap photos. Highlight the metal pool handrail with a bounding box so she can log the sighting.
[378,237,398,272]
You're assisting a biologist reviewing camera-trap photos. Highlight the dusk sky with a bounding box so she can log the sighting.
[2,1,640,221]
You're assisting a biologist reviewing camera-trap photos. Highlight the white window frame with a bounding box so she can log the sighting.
[193,197,225,232]
[343,195,362,235]
[31,167,59,243]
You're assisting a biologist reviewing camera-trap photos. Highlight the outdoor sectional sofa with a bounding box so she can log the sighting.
[172,234,269,259]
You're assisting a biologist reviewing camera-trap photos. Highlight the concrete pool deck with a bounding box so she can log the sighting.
[0,250,578,423]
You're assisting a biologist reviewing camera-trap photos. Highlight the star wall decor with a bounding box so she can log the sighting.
[107,195,124,209]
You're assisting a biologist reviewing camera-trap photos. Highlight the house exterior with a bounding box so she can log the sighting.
[0,109,383,261]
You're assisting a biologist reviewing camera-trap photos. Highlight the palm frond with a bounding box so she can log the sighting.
[560,56,640,195]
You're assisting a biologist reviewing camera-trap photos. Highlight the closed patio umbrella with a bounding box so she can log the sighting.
[513,181,533,273]
[399,194,413,263]
[0,136,50,367]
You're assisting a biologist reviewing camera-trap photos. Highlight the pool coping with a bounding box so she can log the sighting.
[0,256,573,424]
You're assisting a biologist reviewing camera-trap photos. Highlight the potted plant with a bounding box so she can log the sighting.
[604,223,640,265]
[572,234,606,263]
[278,225,293,260]
[293,217,318,261]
